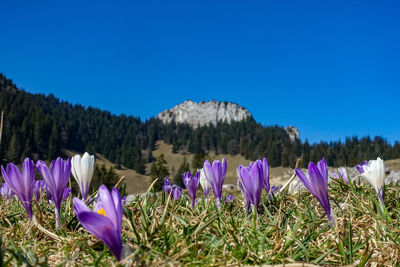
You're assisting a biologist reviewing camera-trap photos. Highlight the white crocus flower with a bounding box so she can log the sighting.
[71,152,95,200]
[199,168,211,197]
[362,157,386,205]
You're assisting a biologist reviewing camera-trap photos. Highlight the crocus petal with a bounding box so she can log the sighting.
[36,161,57,198]
[111,187,123,233]
[21,158,35,199]
[317,158,328,183]
[261,158,270,193]
[71,155,81,184]
[295,168,314,195]
[73,197,92,213]
[95,185,119,230]
[199,168,211,197]
[4,164,23,197]
[221,158,227,180]
[81,153,94,184]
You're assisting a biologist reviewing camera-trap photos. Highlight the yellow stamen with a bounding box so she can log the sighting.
[97,208,107,217]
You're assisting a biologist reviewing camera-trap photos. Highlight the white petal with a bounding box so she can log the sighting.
[71,154,82,184]
[199,168,211,191]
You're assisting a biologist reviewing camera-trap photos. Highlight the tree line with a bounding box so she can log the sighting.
[1,73,399,173]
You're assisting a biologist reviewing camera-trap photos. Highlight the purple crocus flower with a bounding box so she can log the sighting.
[296,158,334,226]
[203,158,227,209]
[1,182,15,199]
[182,171,200,208]
[162,177,172,195]
[121,195,127,205]
[226,194,235,202]
[332,168,348,184]
[356,161,368,174]
[171,185,182,200]
[270,185,281,196]
[1,158,35,219]
[63,187,72,200]
[44,182,53,202]
[36,157,71,227]
[34,180,46,201]
[237,162,263,212]
[73,185,123,261]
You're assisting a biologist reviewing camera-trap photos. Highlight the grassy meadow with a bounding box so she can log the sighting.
[1,172,400,266]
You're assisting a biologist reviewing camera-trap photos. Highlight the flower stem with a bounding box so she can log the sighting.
[55,207,61,229]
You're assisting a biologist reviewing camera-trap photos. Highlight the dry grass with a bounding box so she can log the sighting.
[2,174,400,266]
[65,143,400,195]
[64,141,293,195]
[152,141,291,186]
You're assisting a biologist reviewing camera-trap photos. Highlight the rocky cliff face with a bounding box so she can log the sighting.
[285,126,300,142]
[157,100,251,127]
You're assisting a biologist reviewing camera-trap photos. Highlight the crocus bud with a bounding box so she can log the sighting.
[71,152,95,200]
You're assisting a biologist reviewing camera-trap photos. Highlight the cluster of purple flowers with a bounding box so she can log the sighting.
[1,157,73,225]
[161,177,182,201]
[160,159,229,210]
[236,158,279,213]
[178,158,229,209]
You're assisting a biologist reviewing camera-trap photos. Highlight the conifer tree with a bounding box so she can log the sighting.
[48,123,60,160]
[192,153,208,170]
[7,132,21,162]
[150,154,169,191]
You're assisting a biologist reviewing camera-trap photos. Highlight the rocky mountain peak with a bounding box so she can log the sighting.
[285,126,300,141]
[157,100,251,127]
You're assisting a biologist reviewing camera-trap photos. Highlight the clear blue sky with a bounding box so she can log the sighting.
[1,0,399,144]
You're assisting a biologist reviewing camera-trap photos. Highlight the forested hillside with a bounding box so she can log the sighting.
[1,73,399,171]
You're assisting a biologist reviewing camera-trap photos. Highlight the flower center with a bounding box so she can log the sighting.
[97,208,107,217]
